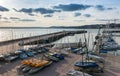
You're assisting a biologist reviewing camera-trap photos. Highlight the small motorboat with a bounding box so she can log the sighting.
[28,66,44,74]
[4,55,19,62]
[0,53,19,62]
[28,61,53,74]
[14,50,23,55]
[41,47,49,52]
[20,53,28,59]
[37,50,44,53]
[0,54,5,61]
[26,51,34,57]
[22,66,32,73]
[69,48,77,53]
[44,54,59,62]
[59,50,69,56]
[99,50,107,53]
[67,69,92,76]
[52,54,64,60]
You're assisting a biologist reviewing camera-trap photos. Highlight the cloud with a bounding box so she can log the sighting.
[74,12,81,17]
[19,8,33,13]
[14,4,115,16]
[3,17,8,20]
[84,14,91,17]
[2,21,11,23]
[53,4,92,11]
[107,7,115,10]
[0,6,9,12]
[28,13,36,16]
[34,8,55,14]
[10,17,20,19]
[19,19,36,22]
[54,4,115,12]
[44,14,53,17]
[95,5,115,11]
[18,8,61,15]
[74,20,85,22]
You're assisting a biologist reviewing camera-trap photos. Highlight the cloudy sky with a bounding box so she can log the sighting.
[0,0,120,27]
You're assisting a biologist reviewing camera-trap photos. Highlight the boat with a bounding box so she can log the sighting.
[44,53,59,62]
[31,60,49,67]
[37,50,44,53]
[59,50,69,56]
[20,58,53,74]
[28,66,44,74]
[67,69,92,76]
[28,61,53,74]
[68,47,77,53]
[85,53,105,63]
[19,53,28,59]
[0,54,5,61]
[4,55,19,62]
[99,50,108,53]
[41,47,49,52]
[0,53,19,62]
[52,54,64,60]
[74,61,103,73]
[14,50,23,55]
[22,66,32,73]
[26,51,34,57]
[100,31,120,51]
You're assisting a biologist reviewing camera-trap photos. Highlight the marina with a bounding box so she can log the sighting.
[0,0,120,76]
[0,28,120,76]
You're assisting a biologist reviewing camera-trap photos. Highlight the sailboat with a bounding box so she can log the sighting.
[74,33,104,74]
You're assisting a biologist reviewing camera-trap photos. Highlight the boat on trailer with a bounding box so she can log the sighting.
[74,61,103,74]
[20,58,53,74]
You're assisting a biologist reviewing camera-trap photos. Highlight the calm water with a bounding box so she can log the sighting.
[0,28,120,55]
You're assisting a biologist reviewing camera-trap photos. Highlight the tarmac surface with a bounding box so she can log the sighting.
[0,51,120,76]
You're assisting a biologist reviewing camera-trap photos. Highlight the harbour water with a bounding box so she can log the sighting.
[0,28,120,55]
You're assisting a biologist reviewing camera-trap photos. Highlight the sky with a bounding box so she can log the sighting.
[0,0,120,27]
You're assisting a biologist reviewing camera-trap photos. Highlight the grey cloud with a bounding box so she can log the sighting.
[44,14,53,17]
[74,13,81,17]
[10,17,20,19]
[53,4,92,11]
[18,8,61,15]
[28,13,36,16]
[19,19,36,22]
[19,8,33,13]
[84,14,91,17]
[95,5,115,11]
[3,17,8,20]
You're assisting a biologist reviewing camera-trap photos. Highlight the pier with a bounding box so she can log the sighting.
[0,30,87,54]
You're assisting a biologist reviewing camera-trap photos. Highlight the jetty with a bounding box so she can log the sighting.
[0,30,86,54]
[103,30,120,33]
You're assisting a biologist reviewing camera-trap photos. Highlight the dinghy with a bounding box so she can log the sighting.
[74,61,103,73]
[20,53,28,59]
[20,58,52,74]
[44,53,59,62]
[67,69,92,76]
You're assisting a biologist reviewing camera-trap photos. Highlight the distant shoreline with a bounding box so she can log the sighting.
[0,23,120,29]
